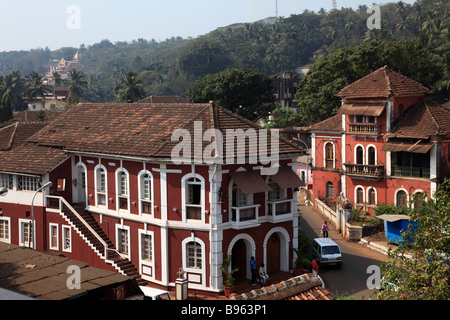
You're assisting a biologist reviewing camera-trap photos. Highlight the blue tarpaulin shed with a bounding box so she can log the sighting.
[376,214,418,245]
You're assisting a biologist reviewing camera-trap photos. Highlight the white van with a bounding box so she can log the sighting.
[127,286,172,300]
[312,238,342,267]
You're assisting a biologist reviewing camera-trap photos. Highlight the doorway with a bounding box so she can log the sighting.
[77,166,87,204]
[266,233,281,274]
[231,239,248,282]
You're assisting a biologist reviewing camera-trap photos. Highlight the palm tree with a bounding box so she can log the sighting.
[114,71,146,103]
[0,71,26,111]
[25,71,51,102]
[68,70,88,103]
[52,72,63,87]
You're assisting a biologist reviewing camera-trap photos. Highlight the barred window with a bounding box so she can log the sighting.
[0,219,10,242]
[186,241,202,269]
[141,234,153,262]
[18,176,41,191]
[0,174,13,190]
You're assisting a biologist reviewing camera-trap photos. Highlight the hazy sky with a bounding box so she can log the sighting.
[0,0,417,52]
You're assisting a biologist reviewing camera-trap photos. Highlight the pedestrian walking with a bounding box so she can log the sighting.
[321,221,329,238]
[250,256,257,285]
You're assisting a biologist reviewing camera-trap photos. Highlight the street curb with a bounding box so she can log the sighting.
[358,239,389,256]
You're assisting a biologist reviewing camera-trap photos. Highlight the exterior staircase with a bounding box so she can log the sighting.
[47,196,147,286]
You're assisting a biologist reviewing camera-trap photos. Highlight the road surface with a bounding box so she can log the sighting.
[298,204,388,299]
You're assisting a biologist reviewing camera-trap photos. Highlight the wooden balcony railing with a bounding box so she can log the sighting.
[348,123,381,135]
[344,163,384,178]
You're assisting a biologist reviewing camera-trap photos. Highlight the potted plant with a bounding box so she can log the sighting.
[222,253,238,297]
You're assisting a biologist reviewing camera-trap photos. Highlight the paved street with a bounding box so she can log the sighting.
[298,204,388,300]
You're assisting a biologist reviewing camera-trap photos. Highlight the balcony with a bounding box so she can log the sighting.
[391,165,430,178]
[344,163,384,180]
[230,204,259,229]
[267,199,295,222]
[348,123,381,135]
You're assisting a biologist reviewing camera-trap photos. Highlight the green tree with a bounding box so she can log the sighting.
[0,94,13,123]
[187,68,275,121]
[114,70,146,103]
[0,71,25,110]
[68,70,88,103]
[25,71,51,102]
[176,37,235,80]
[263,108,303,129]
[376,179,450,300]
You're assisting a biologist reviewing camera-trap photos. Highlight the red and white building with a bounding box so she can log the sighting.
[0,102,304,295]
[309,66,450,213]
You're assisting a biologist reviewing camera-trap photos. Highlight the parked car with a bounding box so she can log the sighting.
[127,286,172,300]
[312,238,343,268]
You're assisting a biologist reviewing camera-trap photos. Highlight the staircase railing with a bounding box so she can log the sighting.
[46,195,110,259]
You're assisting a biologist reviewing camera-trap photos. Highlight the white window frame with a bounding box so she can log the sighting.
[0,217,11,243]
[115,224,131,258]
[17,175,41,191]
[49,223,59,250]
[94,164,108,207]
[367,187,377,206]
[181,173,205,223]
[62,225,72,253]
[324,142,335,169]
[355,185,365,204]
[181,237,206,287]
[138,170,154,216]
[395,188,409,207]
[0,174,13,190]
[115,168,130,213]
[138,229,155,280]
[366,144,377,165]
[19,218,34,247]
[354,144,365,165]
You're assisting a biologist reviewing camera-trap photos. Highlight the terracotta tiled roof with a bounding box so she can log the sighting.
[231,273,334,301]
[308,114,342,132]
[337,66,432,99]
[387,99,450,139]
[27,102,303,160]
[0,122,49,151]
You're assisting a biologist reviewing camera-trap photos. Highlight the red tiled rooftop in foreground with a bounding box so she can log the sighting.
[230,273,334,301]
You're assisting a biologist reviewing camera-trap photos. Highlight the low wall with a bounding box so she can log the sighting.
[314,199,338,229]
[313,198,362,241]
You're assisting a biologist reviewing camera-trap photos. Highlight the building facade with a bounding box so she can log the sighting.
[310,66,450,213]
[0,102,304,294]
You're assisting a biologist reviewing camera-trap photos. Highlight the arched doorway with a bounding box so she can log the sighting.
[231,239,247,282]
[266,233,281,274]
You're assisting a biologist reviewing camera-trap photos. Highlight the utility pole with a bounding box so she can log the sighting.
[276,0,278,18]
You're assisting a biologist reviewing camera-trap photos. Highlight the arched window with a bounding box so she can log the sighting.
[356,146,364,165]
[117,170,129,210]
[182,174,205,222]
[368,146,376,165]
[356,187,364,204]
[326,182,334,199]
[139,172,153,215]
[325,143,334,169]
[368,188,376,205]
[396,190,408,207]
[95,166,107,206]
[268,178,283,201]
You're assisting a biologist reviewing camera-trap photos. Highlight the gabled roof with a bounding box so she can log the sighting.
[337,66,432,99]
[387,99,450,139]
[0,103,302,175]
[308,114,342,132]
[0,122,49,151]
